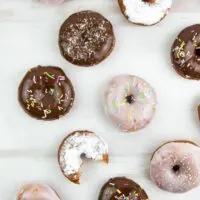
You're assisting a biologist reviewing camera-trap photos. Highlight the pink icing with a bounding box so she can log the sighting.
[40,0,64,4]
[17,184,60,200]
[104,75,157,132]
[150,142,200,193]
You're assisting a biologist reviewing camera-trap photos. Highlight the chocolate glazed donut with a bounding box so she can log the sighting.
[18,66,75,120]
[58,10,115,67]
[171,24,200,80]
[98,177,149,200]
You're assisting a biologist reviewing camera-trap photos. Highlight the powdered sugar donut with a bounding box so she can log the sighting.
[104,75,157,132]
[17,184,60,200]
[40,0,64,4]
[150,141,200,193]
[118,0,172,26]
[58,130,109,184]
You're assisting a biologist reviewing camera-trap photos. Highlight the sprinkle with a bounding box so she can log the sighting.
[58,94,64,104]
[58,106,63,111]
[116,189,121,194]
[27,104,30,110]
[33,76,36,84]
[42,109,51,119]
[27,90,32,93]
[56,76,65,84]
[139,92,145,99]
[49,88,55,95]
[44,72,55,79]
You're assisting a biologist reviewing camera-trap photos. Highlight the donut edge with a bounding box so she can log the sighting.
[117,0,171,26]
[150,140,199,161]
[58,10,116,67]
[57,130,109,184]
[18,65,75,121]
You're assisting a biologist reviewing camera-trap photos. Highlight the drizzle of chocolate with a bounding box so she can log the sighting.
[59,10,115,67]
[98,177,149,200]
[18,66,75,120]
[171,24,200,80]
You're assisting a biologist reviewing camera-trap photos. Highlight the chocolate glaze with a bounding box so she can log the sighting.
[171,24,200,80]
[18,66,75,120]
[58,10,115,67]
[98,177,149,200]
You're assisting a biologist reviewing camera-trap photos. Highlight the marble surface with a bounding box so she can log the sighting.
[0,0,200,199]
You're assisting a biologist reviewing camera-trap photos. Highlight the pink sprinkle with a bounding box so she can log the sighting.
[56,76,65,84]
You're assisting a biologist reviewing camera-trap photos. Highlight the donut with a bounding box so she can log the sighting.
[104,75,157,132]
[150,140,200,193]
[171,24,200,80]
[17,183,60,200]
[118,0,172,26]
[58,10,115,67]
[40,0,64,4]
[18,66,75,120]
[98,177,149,200]
[58,130,109,184]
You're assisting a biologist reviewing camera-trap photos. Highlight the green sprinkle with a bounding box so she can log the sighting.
[44,72,55,79]
[139,92,145,99]
[49,88,55,95]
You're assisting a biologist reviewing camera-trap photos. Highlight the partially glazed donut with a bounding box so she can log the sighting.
[17,184,60,200]
[150,141,200,193]
[104,75,157,132]
[118,0,172,26]
[58,130,109,184]
[171,24,200,80]
[98,177,149,200]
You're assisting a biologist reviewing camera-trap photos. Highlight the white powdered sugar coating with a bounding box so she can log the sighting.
[59,131,108,177]
[104,75,157,132]
[17,184,60,200]
[150,142,200,193]
[123,0,172,25]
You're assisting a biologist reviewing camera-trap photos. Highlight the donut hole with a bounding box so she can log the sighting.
[172,165,180,174]
[80,153,86,159]
[195,46,200,57]
[126,95,135,104]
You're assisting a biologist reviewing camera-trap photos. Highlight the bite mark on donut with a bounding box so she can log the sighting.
[58,130,109,184]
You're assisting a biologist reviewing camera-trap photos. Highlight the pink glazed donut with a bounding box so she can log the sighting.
[150,141,200,193]
[104,75,157,132]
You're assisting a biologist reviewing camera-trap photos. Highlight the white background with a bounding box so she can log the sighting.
[0,0,200,199]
